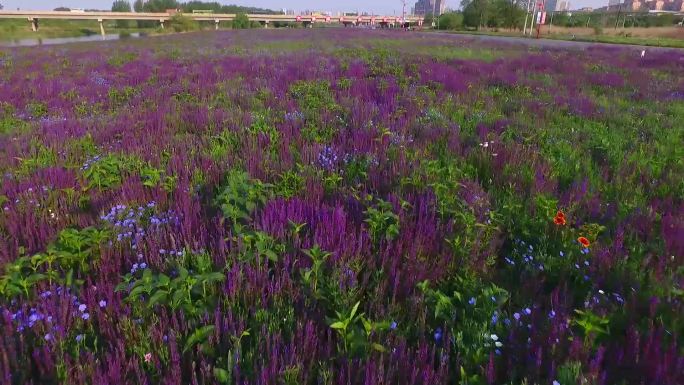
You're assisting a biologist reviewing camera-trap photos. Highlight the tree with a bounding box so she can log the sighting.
[112,0,131,12]
[133,0,143,12]
[232,12,250,29]
[438,12,464,30]
[141,0,179,12]
[462,0,491,29]
[112,1,132,28]
[493,0,524,30]
[168,13,198,32]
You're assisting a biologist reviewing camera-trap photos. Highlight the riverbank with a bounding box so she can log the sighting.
[0,19,157,41]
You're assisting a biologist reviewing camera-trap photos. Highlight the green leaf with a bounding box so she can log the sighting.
[214,367,230,383]
[329,321,346,330]
[183,325,215,353]
[148,290,168,307]
[349,301,361,320]
[371,343,387,352]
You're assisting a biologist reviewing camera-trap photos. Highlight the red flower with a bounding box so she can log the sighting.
[577,237,590,248]
[553,210,566,226]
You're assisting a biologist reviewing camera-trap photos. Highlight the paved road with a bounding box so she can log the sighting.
[432,31,684,52]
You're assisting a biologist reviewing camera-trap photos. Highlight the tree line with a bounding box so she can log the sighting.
[110,1,278,30]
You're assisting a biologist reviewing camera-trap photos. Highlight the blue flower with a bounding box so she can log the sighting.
[548,310,556,319]
[75,334,84,342]
[99,300,107,308]
[78,304,87,312]
[553,381,561,385]
[44,333,52,341]
[513,312,521,320]
[495,349,501,355]
[390,321,397,330]
[140,262,147,269]
[468,297,476,305]
[524,308,531,315]
[434,328,443,342]
[81,313,90,320]
[559,251,564,257]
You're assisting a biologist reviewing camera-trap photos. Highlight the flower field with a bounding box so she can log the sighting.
[0,29,683,384]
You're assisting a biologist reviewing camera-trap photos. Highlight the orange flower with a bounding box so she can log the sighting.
[553,210,566,226]
[577,237,590,248]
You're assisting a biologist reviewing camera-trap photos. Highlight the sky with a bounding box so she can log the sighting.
[1,0,607,14]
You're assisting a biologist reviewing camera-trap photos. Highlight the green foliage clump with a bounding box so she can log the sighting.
[364,199,400,244]
[214,170,273,226]
[168,14,199,32]
[232,13,251,29]
[0,227,109,299]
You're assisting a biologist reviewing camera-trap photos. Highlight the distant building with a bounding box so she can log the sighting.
[413,0,446,15]
[623,0,684,11]
[557,1,571,10]
[545,0,558,11]
[608,0,621,8]
[546,0,570,12]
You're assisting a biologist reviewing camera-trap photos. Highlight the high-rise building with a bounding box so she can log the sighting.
[545,0,559,11]
[547,0,571,11]
[413,0,446,15]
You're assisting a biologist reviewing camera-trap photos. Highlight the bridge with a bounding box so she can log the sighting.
[0,11,424,36]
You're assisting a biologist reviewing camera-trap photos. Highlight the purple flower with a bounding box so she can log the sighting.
[390,321,397,330]
[468,297,476,305]
[524,308,531,315]
[75,334,84,342]
[513,312,521,320]
[78,304,87,312]
[99,300,107,308]
[81,313,90,320]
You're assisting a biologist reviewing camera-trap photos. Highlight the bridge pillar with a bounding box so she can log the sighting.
[28,17,39,32]
[264,21,269,28]
[98,19,105,38]
[214,19,220,30]
[159,19,165,29]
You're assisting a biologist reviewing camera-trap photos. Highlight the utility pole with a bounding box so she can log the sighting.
[523,0,532,35]
[400,0,407,28]
[432,0,437,28]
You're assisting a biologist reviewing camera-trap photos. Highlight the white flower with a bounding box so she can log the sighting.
[495,341,503,347]
[490,334,498,341]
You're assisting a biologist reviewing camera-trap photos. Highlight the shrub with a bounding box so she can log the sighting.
[168,14,199,32]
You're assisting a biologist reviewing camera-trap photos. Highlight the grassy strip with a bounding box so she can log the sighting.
[427,29,684,49]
